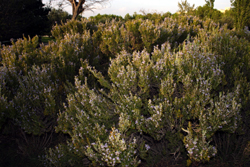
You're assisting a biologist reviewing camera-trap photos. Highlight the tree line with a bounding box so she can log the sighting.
[0,0,249,43]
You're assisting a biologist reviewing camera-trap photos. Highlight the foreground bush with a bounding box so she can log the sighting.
[45,37,242,166]
[1,15,250,166]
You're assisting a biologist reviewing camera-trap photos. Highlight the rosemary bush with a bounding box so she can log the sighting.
[46,38,242,166]
[1,14,250,166]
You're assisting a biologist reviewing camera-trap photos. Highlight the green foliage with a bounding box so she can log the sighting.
[12,65,58,135]
[51,18,97,40]
[1,36,40,74]
[47,8,72,36]
[44,143,90,167]
[195,4,222,22]
[219,9,235,29]
[51,15,207,56]
[0,37,58,135]
[139,19,160,52]
[198,26,250,87]
[231,0,250,30]
[90,13,123,24]
[48,8,72,26]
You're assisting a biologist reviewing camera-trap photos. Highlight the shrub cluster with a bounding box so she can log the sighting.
[1,15,250,166]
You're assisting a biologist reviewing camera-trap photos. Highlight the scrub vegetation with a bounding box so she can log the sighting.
[1,2,250,167]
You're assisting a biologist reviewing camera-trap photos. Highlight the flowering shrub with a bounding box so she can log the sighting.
[99,19,126,55]
[51,15,208,56]
[12,65,58,135]
[139,19,160,52]
[1,14,250,166]
[199,27,250,85]
[0,36,41,74]
[0,37,58,135]
[43,31,95,83]
[85,128,140,166]
[51,18,98,40]
[46,37,242,165]
[156,16,201,46]
[0,66,57,135]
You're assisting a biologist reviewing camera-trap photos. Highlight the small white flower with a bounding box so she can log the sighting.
[145,144,150,150]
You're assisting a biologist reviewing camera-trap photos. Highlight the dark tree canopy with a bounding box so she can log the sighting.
[0,0,50,41]
[48,8,72,24]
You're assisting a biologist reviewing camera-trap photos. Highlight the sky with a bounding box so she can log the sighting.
[43,0,232,18]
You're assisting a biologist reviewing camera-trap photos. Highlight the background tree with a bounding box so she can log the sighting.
[0,0,50,42]
[46,8,72,36]
[89,13,123,23]
[231,0,250,30]
[177,0,195,15]
[205,0,216,19]
[205,0,215,9]
[49,0,109,20]
[194,0,222,22]
[48,8,72,25]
